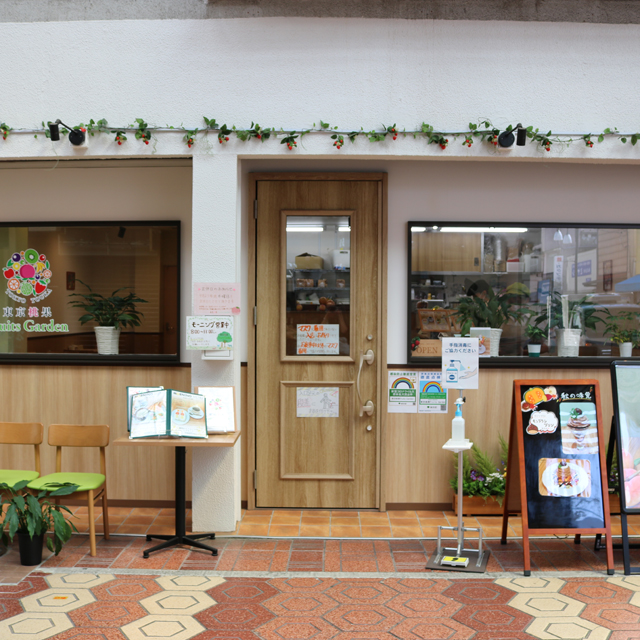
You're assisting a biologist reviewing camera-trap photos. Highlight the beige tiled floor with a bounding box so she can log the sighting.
[35,505,640,539]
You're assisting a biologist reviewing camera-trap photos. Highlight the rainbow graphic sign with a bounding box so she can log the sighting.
[388,371,418,413]
[418,372,448,413]
[391,377,415,389]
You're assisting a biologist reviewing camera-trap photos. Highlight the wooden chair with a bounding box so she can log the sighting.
[28,424,110,557]
[0,422,43,487]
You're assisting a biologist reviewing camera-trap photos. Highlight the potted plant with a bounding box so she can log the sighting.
[603,310,640,357]
[525,321,547,357]
[69,280,147,355]
[539,292,602,357]
[1,480,78,565]
[454,283,528,356]
[450,436,508,515]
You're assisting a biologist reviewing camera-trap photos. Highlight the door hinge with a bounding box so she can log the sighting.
[253,469,258,489]
[253,306,257,326]
[254,200,258,219]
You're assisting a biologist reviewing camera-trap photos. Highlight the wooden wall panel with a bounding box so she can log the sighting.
[384,368,614,504]
[0,365,191,502]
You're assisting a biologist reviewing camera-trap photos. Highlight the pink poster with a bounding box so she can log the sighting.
[193,283,241,315]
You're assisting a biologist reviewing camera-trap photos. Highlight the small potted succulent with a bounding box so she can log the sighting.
[69,280,147,355]
[603,310,640,357]
[1,480,78,565]
[525,321,548,357]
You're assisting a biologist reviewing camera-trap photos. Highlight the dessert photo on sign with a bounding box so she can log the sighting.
[560,402,598,454]
[538,458,592,498]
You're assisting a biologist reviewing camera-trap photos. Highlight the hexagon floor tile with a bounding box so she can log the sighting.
[1,572,638,639]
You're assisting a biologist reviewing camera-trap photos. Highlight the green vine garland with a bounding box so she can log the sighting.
[0,118,638,152]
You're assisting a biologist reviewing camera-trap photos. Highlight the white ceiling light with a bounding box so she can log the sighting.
[338,226,351,232]
[286,225,324,232]
[554,229,563,241]
[411,226,427,232]
[438,227,528,233]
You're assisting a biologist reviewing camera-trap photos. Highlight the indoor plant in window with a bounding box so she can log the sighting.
[1,480,78,565]
[525,320,548,357]
[450,436,508,515]
[454,282,528,356]
[603,310,640,357]
[69,280,147,355]
[541,292,602,357]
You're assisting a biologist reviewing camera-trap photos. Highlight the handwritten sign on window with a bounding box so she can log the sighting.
[296,324,339,355]
[193,283,241,315]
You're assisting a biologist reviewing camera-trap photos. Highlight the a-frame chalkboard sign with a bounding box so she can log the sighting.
[501,380,614,575]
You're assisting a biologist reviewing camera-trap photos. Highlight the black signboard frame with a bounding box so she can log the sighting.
[611,360,640,575]
[501,379,614,575]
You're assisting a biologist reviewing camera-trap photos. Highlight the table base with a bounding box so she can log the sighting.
[144,532,218,558]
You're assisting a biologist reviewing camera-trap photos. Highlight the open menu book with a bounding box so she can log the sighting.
[129,389,208,439]
[127,386,164,432]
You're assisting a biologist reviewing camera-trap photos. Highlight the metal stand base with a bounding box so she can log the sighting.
[144,533,217,558]
[426,524,489,573]
[143,446,218,559]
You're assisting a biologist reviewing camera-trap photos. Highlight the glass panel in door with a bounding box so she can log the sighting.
[285,215,351,356]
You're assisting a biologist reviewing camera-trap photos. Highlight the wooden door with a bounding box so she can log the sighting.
[253,176,384,508]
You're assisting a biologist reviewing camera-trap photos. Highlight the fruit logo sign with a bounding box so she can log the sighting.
[3,249,52,304]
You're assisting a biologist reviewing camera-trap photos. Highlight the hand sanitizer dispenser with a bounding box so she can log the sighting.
[452,399,466,441]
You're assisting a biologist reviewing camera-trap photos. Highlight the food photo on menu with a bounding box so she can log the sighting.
[538,458,592,498]
[614,365,640,510]
[560,403,598,455]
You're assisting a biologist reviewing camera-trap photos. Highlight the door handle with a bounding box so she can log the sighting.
[357,349,375,417]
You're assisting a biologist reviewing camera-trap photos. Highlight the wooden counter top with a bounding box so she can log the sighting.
[113,432,240,447]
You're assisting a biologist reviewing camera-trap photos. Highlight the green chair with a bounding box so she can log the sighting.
[0,422,43,487]
[28,424,110,557]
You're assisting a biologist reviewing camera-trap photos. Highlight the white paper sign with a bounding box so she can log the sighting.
[442,337,479,390]
[197,387,236,433]
[553,255,564,287]
[388,371,418,413]
[186,316,234,350]
[296,387,340,418]
[418,371,448,413]
[296,324,339,355]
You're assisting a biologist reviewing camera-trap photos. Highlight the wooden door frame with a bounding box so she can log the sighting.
[247,172,388,511]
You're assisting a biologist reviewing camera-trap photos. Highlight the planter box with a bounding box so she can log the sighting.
[609,493,620,514]
[452,494,504,516]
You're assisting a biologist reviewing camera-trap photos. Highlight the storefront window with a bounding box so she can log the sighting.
[408,223,640,363]
[285,215,351,357]
[0,222,180,360]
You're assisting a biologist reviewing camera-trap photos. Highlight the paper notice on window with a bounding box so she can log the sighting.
[388,371,418,413]
[418,372,448,413]
[296,324,339,355]
[296,387,339,418]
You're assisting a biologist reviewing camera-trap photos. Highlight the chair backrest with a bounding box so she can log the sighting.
[48,424,110,475]
[0,422,44,475]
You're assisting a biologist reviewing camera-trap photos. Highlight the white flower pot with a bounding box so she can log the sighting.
[619,342,633,357]
[94,326,121,355]
[528,343,542,357]
[489,328,502,357]
[557,328,581,357]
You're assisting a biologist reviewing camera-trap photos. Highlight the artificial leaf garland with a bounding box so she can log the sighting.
[1,117,639,153]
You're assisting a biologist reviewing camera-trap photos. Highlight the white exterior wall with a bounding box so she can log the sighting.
[1,17,639,519]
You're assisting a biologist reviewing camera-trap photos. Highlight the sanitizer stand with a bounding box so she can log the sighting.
[426,392,491,573]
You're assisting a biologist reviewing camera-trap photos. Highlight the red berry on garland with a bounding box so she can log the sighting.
[117,141,122,145]
[225,137,229,141]
[257,134,262,139]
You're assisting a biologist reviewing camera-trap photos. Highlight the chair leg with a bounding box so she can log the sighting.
[102,487,110,540]
[87,489,96,557]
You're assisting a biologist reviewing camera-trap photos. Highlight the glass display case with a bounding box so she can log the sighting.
[408,223,640,364]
